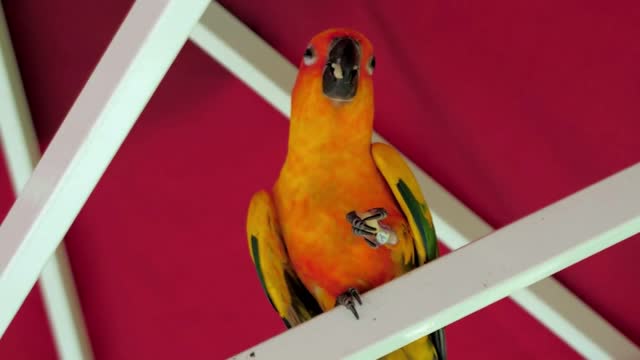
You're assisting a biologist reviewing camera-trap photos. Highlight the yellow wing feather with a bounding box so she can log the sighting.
[371,143,437,266]
[246,190,322,328]
[372,142,447,360]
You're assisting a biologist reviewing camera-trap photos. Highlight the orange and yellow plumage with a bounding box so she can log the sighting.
[246,28,446,359]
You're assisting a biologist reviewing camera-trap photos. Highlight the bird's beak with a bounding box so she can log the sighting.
[322,37,360,102]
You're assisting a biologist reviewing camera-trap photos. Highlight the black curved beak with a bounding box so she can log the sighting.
[322,37,360,101]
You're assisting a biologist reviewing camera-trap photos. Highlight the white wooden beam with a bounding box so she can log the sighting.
[231,163,640,360]
[190,3,640,358]
[0,0,210,337]
[0,4,94,359]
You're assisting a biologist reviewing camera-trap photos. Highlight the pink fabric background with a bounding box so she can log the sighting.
[0,1,638,358]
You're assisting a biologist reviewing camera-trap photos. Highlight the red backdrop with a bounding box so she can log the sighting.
[1,1,639,359]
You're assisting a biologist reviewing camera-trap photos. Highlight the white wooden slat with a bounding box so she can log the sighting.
[0,0,210,337]
[0,4,94,358]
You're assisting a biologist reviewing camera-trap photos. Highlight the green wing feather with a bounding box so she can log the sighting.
[372,143,447,360]
[246,190,322,328]
[397,180,439,263]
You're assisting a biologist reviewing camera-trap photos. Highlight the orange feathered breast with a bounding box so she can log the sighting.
[272,149,412,310]
[269,27,416,311]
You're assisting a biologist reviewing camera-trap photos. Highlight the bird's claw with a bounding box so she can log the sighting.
[346,208,397,248]
[336,288,363,319]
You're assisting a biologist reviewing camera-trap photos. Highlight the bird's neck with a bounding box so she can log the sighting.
[287,94,374,159]
[287,120,373,159]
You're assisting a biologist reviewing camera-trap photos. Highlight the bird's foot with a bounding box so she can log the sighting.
[346,208,397,248]
[336,288,362,319]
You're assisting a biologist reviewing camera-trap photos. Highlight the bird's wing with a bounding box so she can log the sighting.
[371,142,447,360]
[371,143,439,265]
[246,190,323,328]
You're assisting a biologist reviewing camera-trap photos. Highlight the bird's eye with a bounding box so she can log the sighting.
[367,56,376,75]
[303,46,317,66]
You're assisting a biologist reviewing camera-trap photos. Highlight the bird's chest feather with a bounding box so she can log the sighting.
[273,154,408,307]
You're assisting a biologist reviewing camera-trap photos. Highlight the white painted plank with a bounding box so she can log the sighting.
[0,4,94,358]
[231,163,640,359]
[0,0,210,337]
[190,4,295,118]
[404,154,640,360]
[190,3,640,358]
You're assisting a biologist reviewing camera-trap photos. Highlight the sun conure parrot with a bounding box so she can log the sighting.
[246,28,446,360]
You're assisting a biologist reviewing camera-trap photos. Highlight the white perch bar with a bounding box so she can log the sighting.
[0,0,210,337]
[0,4,94,359]
[231,162,640,359]
[190,3,640,358]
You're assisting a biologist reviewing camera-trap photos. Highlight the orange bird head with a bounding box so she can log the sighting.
[289,28,376,151]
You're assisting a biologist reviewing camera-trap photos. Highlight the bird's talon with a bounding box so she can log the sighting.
[336,288,362,319]
[350,288,362,305]
[347,208,397,247]
[346,211,376,233]
[362,208,387,221]
[347,302,359,319]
